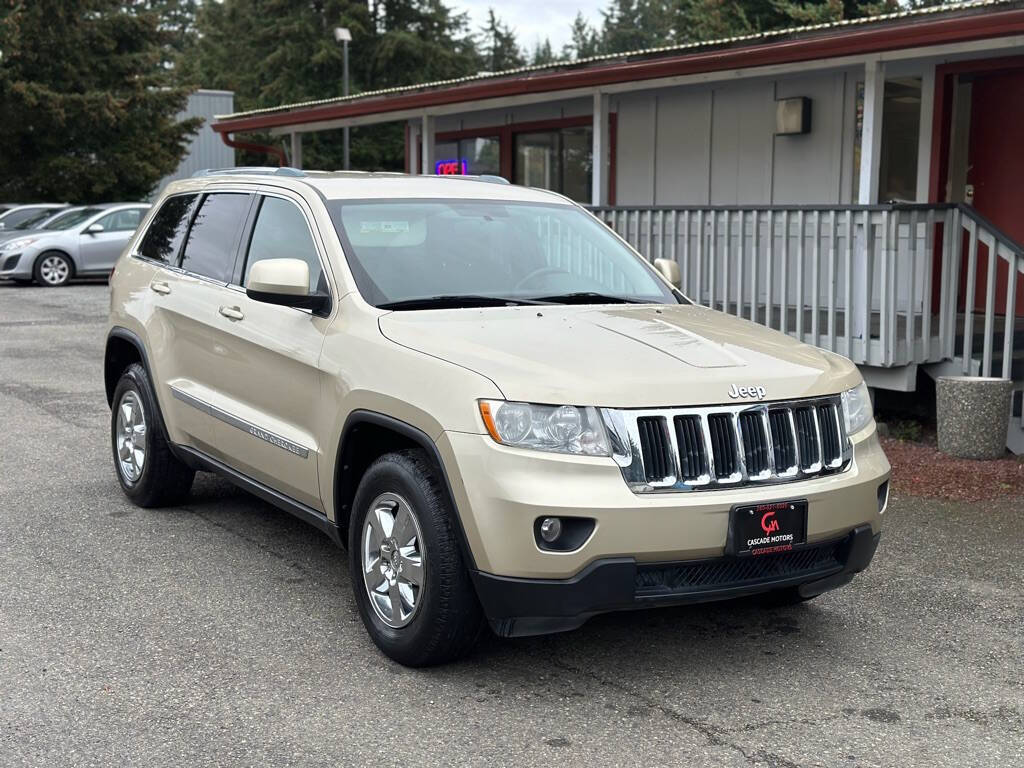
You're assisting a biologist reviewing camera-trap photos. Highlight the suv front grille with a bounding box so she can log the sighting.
[604,396,850,493]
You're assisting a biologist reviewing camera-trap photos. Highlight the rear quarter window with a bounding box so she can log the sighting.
[137,194,198,264]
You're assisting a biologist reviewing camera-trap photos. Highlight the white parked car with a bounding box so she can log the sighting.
[0,203,151,286]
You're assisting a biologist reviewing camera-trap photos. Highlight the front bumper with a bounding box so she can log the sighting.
[0,252,30,279]
[474,525,880,637]
[436,426,890,579]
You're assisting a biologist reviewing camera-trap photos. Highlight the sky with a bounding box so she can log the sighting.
[454,0,607,55]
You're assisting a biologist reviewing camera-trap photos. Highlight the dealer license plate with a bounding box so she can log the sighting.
[729,500,807,556]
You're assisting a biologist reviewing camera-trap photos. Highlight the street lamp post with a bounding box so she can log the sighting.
[333,27,352,170]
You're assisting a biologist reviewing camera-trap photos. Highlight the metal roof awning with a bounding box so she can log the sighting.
[212,0,1024,137]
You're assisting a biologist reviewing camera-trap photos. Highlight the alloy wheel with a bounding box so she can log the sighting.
[39,255,70,285]
[361,492,426,628]
[115,390,147,483]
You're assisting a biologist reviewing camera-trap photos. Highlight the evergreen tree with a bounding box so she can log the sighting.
[0,0,200,202]
[181,0,481,170]
[144,0,199,61]
[479,9,525,72]
[601,0,674,53]
[562,12,601,59]
[530,38,558,66]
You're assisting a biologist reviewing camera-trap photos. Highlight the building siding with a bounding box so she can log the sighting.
[610,68,863,207]
[153,89,235,198]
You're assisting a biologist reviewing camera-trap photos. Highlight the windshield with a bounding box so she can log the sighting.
[11,209,59,230]
[0,208,54,228]
[329,200,681,309]
[42,207,101,230]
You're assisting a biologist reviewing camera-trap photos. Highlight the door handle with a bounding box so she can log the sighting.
[150,281,171,295]
[219,305,244,321]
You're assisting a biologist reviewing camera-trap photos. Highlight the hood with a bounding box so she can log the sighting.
[0,229,59,246]
[378,304,861,408]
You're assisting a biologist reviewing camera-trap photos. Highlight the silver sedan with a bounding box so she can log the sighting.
[0,203,151,286]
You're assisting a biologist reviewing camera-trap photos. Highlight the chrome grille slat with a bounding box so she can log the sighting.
[605,395,852,494]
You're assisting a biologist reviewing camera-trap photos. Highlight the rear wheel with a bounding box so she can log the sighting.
[349,450,484,666]
[111,363,194,507]
[33,251,73,286]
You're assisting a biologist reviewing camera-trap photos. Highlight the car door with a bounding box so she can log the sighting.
[78,207,148,273]
[196,191,332,511]
[132,193,217,450]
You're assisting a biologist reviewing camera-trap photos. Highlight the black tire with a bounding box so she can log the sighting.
[33,251,74,287]
[110,363,194,507]
[348,450,484,666]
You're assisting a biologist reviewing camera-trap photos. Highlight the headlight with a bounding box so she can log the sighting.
[841,381,874,435]
[479,400,611,456]
[0,237,39,251]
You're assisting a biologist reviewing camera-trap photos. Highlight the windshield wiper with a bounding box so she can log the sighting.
[529,292,647,305]
[378,294,549,311]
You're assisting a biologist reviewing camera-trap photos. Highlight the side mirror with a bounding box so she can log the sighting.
[653,258,681,288]
[85,223,104,235]
[246,258,329,313]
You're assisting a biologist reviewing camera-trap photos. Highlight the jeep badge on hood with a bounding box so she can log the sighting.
[728,384,767,400]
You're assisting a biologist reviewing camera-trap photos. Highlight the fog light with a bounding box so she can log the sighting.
[539,517,562,543]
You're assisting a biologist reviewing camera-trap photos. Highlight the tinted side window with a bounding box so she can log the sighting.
[179,193,250,282]
[244,196,322,292]
[138,195,198,264]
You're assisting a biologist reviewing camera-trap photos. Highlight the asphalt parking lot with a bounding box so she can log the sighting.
[1,282,1022,767]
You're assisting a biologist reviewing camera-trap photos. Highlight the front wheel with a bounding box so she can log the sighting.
[349,450,484,666]
[33,251,73,286]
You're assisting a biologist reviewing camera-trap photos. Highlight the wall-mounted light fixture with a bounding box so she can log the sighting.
[776,97,812,135]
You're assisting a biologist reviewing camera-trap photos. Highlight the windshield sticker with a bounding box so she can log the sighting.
[360,220,410,234]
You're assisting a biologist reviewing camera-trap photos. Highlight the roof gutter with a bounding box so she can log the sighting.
[212,7,1024,135]
[218,132,287,166]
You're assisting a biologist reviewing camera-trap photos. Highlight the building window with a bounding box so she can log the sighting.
[853,77,923,202]
[433,136,501,175]
[878,77,922,202]
[513,126,592,203]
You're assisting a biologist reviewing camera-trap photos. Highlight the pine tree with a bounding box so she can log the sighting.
[479,9,525,72]
[0,0,200,202]
[180,0,483,170]
[563,12,601,59]
[530,38,557,66]
[601,0,674,53]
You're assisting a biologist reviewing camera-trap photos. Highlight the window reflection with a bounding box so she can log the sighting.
[514,127,592,203]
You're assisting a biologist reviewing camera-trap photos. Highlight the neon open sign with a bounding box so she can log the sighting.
[435,159,467,175]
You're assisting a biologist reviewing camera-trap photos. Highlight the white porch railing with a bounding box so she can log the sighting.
[591,203,1024,380]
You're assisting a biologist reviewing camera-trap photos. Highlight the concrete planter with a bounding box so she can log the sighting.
[936,376,1013,460]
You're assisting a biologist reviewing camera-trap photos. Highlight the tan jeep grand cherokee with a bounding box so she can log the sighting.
[105,169,890,666]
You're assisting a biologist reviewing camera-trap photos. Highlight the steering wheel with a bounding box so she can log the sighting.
[514,265,571,291]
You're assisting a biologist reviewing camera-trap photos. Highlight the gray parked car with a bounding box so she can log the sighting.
[0,203,150,286]
[0,204,69,231]
[0,206,83,243]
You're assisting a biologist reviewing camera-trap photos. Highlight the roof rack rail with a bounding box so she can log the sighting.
[191,167,306,178]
